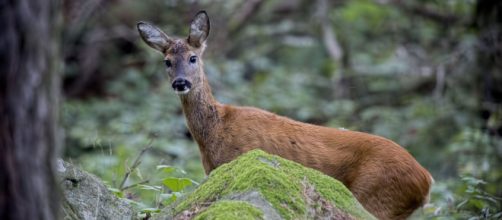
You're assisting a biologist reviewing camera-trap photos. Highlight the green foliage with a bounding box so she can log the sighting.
[95,146,199,218]
[459,176,501,216]
[418,176,502,219]
[162,178,194,192]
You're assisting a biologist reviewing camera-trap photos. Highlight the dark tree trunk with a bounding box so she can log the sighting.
[0,0,61,219]
[475,0,502,136]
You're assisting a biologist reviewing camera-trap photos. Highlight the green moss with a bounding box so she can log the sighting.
[174,150,375,219]
[194,200,263,220]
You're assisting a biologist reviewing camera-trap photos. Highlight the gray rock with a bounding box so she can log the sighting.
[57,159,135,220]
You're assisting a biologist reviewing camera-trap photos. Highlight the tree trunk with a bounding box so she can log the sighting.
[0,0,61,219]
[475,0,502,137]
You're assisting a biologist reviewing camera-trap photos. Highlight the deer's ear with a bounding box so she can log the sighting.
[188,11,210,48]
[137,22,172,53]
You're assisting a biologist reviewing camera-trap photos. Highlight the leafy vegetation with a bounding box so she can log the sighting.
[62,0,502,218]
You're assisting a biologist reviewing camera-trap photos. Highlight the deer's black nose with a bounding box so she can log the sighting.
[172,78,192,94]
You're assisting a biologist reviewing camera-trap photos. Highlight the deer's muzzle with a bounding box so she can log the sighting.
[172,78,192,94]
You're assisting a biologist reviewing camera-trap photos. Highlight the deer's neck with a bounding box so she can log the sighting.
[179,75,220,148]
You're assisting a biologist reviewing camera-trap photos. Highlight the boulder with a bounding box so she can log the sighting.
[159,150,376,220]
[57,159,135,220]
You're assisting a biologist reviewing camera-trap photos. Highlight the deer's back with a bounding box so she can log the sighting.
[205,104,432,219]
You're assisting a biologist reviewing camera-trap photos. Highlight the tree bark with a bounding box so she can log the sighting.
[474,0,502,137]
[0,0,61,219]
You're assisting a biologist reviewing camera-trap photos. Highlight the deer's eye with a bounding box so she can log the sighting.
[189,56,197,64]
[165,60,172,68]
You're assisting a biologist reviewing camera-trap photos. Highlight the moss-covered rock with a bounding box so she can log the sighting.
[161,150,376,220]
[194,200,264,220]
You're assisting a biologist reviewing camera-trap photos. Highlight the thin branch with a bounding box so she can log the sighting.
[119,139,154,190]
[228,0,265,36]
[317,0,343,62]
[121,179,150,191]
[433,64,446,101]
[377,0,463,25]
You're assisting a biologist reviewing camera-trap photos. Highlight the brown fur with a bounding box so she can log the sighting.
[137,12,433,220]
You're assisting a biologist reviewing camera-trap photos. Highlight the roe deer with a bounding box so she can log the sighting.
[137,11,433,220]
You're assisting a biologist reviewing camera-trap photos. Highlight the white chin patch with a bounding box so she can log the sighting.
[175,89,190,95]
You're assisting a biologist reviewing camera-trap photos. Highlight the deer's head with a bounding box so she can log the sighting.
[137,11,210,95]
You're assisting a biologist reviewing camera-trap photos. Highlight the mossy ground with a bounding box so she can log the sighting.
[193,200,263,220]
[173,150,375,219]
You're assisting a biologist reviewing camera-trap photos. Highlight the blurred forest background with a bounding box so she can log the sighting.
[60,0,501,218]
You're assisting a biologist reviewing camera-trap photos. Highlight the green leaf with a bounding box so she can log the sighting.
[135,168,143,179]
[140,208,161,214]
[162,177,193,192]
[190,179,200,186]
[156,165,176,174]
[122,198,145,208]
[139,184,162,192]
[456,199,468,209]
[108,187,124,198]
[161,193,179,206]
[493,212,502,219]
